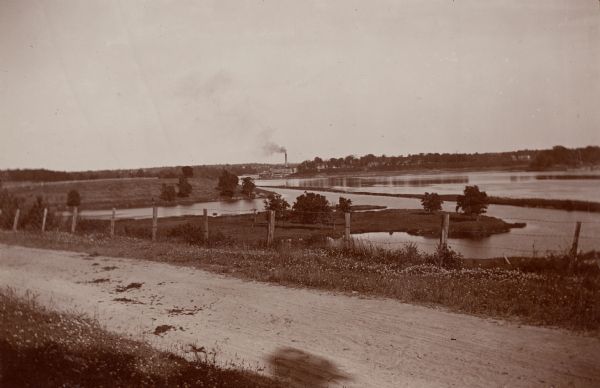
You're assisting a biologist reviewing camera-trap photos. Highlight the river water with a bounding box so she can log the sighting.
[79,170,600,258]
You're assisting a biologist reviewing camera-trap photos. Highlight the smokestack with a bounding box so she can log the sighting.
[285,152,288,168]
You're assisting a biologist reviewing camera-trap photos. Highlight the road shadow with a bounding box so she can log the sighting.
[266,347,351,387]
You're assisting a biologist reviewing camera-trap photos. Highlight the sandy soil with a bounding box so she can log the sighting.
[1,244,599,387]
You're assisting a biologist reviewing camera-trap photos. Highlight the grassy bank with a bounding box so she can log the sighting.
[0,288,282,387]
[3,177,272,211]
[263,185,600,213]
[1,231,598,334]
[51,209,521,247]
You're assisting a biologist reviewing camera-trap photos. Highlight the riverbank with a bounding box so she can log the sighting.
[1,233,598,334]
[50,208,522,244]
[3,177,273,211]
[262,185,600,213]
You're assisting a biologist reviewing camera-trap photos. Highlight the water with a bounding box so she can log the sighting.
[80,198,265,220]
[259,170,600,202]
[78,170,600,258]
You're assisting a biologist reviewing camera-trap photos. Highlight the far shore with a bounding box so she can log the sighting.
[260,185,600,213]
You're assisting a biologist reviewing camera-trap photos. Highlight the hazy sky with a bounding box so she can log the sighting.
[1,0,599,171]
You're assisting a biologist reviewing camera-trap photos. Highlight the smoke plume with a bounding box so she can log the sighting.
[263,141,287,155]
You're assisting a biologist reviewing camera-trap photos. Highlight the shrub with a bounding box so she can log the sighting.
[263,194,290,219]
[216,170,239,197]
[0,190,22,229]
[337,197,352,213]
[421,192,443,213]
[455,185,488,216]
[21,196,56,231]
[292,192,332,224]
[241,177,256,198]
[66,189,81,207]
[177,177,192,197]
[160,184,177,202]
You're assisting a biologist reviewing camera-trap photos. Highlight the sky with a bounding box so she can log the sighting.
[1,0,599,171]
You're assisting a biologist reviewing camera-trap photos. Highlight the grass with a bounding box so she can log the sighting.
[0,288,283,388]
[3,177,224,211]
[56,209,522,248]
[1,230,598,334]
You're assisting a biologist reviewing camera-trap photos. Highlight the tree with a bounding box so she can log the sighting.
[181,166,194,178]
[160,184,177,201]
[263,193,290,219]
[66,189,81,208]
[177,176,192,197]
[241,177,256,198]
[292,192,332,224]
[338,197,352,213]
[421,192,443,213]
[216,170,239,197]
[455,185,488,216]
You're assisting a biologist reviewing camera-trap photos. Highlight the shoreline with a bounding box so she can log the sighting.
[260,185,600,213]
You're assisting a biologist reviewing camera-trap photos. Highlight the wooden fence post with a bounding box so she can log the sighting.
[440,213,450,247]
[203,209,209,242]
[41,208,48,232]
[252,209,257,228]
[12,208,20,232]
[152,204,158,241]
[266,210,275,246]
[110,208,116,237]
[344,212,351,245]
[570,221,582,260]
[70,206,78,234]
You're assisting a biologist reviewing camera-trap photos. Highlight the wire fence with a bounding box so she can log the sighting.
[3,205,599,259]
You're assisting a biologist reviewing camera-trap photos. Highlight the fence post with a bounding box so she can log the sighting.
[440,212,450,247]
[41,208,48,232]
[152,204,158,241]
[71,206,78,234]
[570,221,582,260]
[266,210,275,246]
[203,209,209,242]
[344,212,351,246]
[252,209,257,228]
[12,208,20,232]
[110,208,116,237]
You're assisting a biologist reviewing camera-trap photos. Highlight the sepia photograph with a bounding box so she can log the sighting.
[1,1,599,387]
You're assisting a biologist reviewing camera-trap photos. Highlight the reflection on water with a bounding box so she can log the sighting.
[260,170,600,202]
[267,347,350,388]
[271,188,600,259]
[78,198,265,220]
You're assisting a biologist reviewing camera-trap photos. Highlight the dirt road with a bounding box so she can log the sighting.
[1,244,599,387]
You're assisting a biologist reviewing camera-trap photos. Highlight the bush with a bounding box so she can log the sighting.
[263,194,290,219]
[160,184,177,202]
[421,192,443,213]
[167,222,232,246]
[292,192,332,224]
[66,189,81,207]
[21,196,57,231]
[337,197,352,213]
[241,177,256,198]
[0,190,22,229]
[216,170,239,197]
[177,177,192,197]
[455,185,488,216]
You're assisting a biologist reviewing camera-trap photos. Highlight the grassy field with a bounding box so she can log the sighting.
[0,288,282,387]
[52,209,523,247]
[3,177,268,211]
[1,231,598,333]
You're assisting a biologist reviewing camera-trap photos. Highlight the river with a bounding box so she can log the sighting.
[79,170,600,258]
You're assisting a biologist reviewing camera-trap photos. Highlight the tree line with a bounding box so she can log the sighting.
[295,146,600,175]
